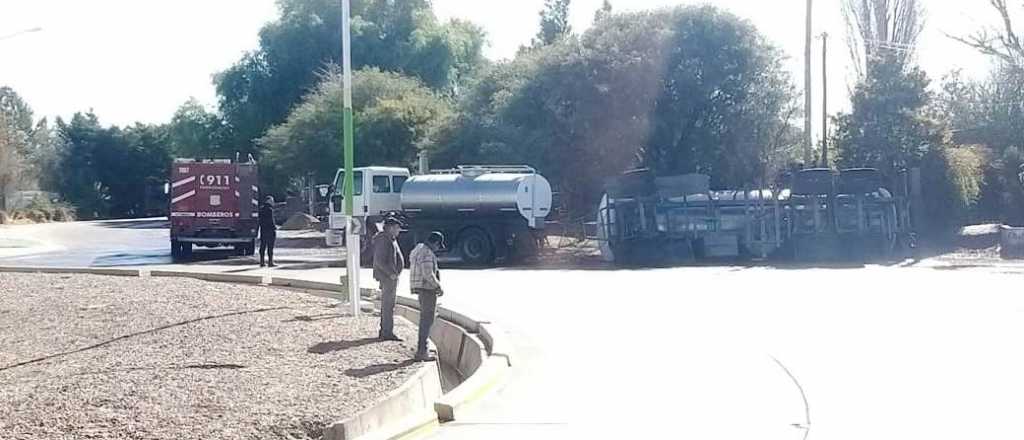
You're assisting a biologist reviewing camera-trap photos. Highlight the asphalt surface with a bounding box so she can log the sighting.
[0,218,337,268]
[4,220,1024,439]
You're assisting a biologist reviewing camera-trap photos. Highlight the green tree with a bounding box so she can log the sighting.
[55,112,108,217]
[594,0,613,23]
[533,0,572,47]
[833,54,988,232]
[102,124,171,217]
[215,0,485,152]
[833,57,940,176]
[0,87,33,137]
[939,67,1024,224]
[167,98,229,158]
[259,68,454,190]
[442,6,799,215]
[56,113,171,219]
[0,87,58,210]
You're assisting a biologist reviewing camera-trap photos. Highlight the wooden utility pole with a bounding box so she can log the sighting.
[804,0,813,165]
[821,32,829,168]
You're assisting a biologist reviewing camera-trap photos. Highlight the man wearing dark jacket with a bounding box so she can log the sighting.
[257,196,276,267]
[373,216,404,341]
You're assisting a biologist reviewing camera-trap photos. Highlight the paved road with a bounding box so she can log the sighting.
[4,221,1024,439]
[0,219,337,268]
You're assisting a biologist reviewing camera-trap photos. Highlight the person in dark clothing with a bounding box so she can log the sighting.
[258,195,277,267]
[373,216,404,341]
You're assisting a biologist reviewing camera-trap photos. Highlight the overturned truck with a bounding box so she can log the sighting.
[591,168,916,265]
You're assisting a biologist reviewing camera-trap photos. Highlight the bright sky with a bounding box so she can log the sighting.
[0,0,1010,142]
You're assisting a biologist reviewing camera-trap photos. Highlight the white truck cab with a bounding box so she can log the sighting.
[326,166,410,246]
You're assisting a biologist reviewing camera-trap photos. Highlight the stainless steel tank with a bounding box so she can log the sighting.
[401,168,553,228]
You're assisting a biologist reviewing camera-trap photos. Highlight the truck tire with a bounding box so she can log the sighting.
[459,228,494,266]
[171,240,181,259]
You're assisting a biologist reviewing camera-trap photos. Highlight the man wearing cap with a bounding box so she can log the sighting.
[409,231,445,362]
[373,216,404,341]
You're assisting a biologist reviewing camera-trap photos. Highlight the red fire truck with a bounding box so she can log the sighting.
[168,158,259,259]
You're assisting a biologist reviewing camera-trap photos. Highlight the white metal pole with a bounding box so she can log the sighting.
[342,0,361,317]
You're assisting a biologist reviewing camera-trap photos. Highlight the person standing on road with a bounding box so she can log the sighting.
[373,216,404,341]
[409,231,444,362]
[258,195,277,267]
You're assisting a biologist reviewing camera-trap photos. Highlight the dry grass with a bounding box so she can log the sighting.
[0,273,420,440]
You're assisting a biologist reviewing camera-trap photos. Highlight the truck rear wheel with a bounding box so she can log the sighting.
[459,228,494,266]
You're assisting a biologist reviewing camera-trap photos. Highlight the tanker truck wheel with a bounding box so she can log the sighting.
[459,228,495,266]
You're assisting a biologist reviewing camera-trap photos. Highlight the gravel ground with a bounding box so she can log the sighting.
[0,273,420,440]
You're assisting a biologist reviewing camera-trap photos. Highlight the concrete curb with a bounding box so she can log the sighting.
[394,296,514,423]
[434,356,510,422]
[478,323,514,367]
[269,277,345,291]
[437,305,484,334]
[0,266,141,277]
[149,270,266,285]
[325,362,444,440]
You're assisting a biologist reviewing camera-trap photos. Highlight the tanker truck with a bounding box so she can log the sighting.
[325,165,553,266]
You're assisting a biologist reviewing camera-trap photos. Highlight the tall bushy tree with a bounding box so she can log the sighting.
[167,98,229,159]
[259,68,453,189]
[533,0,573,47]
[215,0,485,152]
[594,0,613,23]
[55,113,108,217]
[833,57,940,175]
[441,6,799,215]
[56,113,170,219]
[940,67,1024,224]
[0,87,58,210]
[833,53,988,232]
